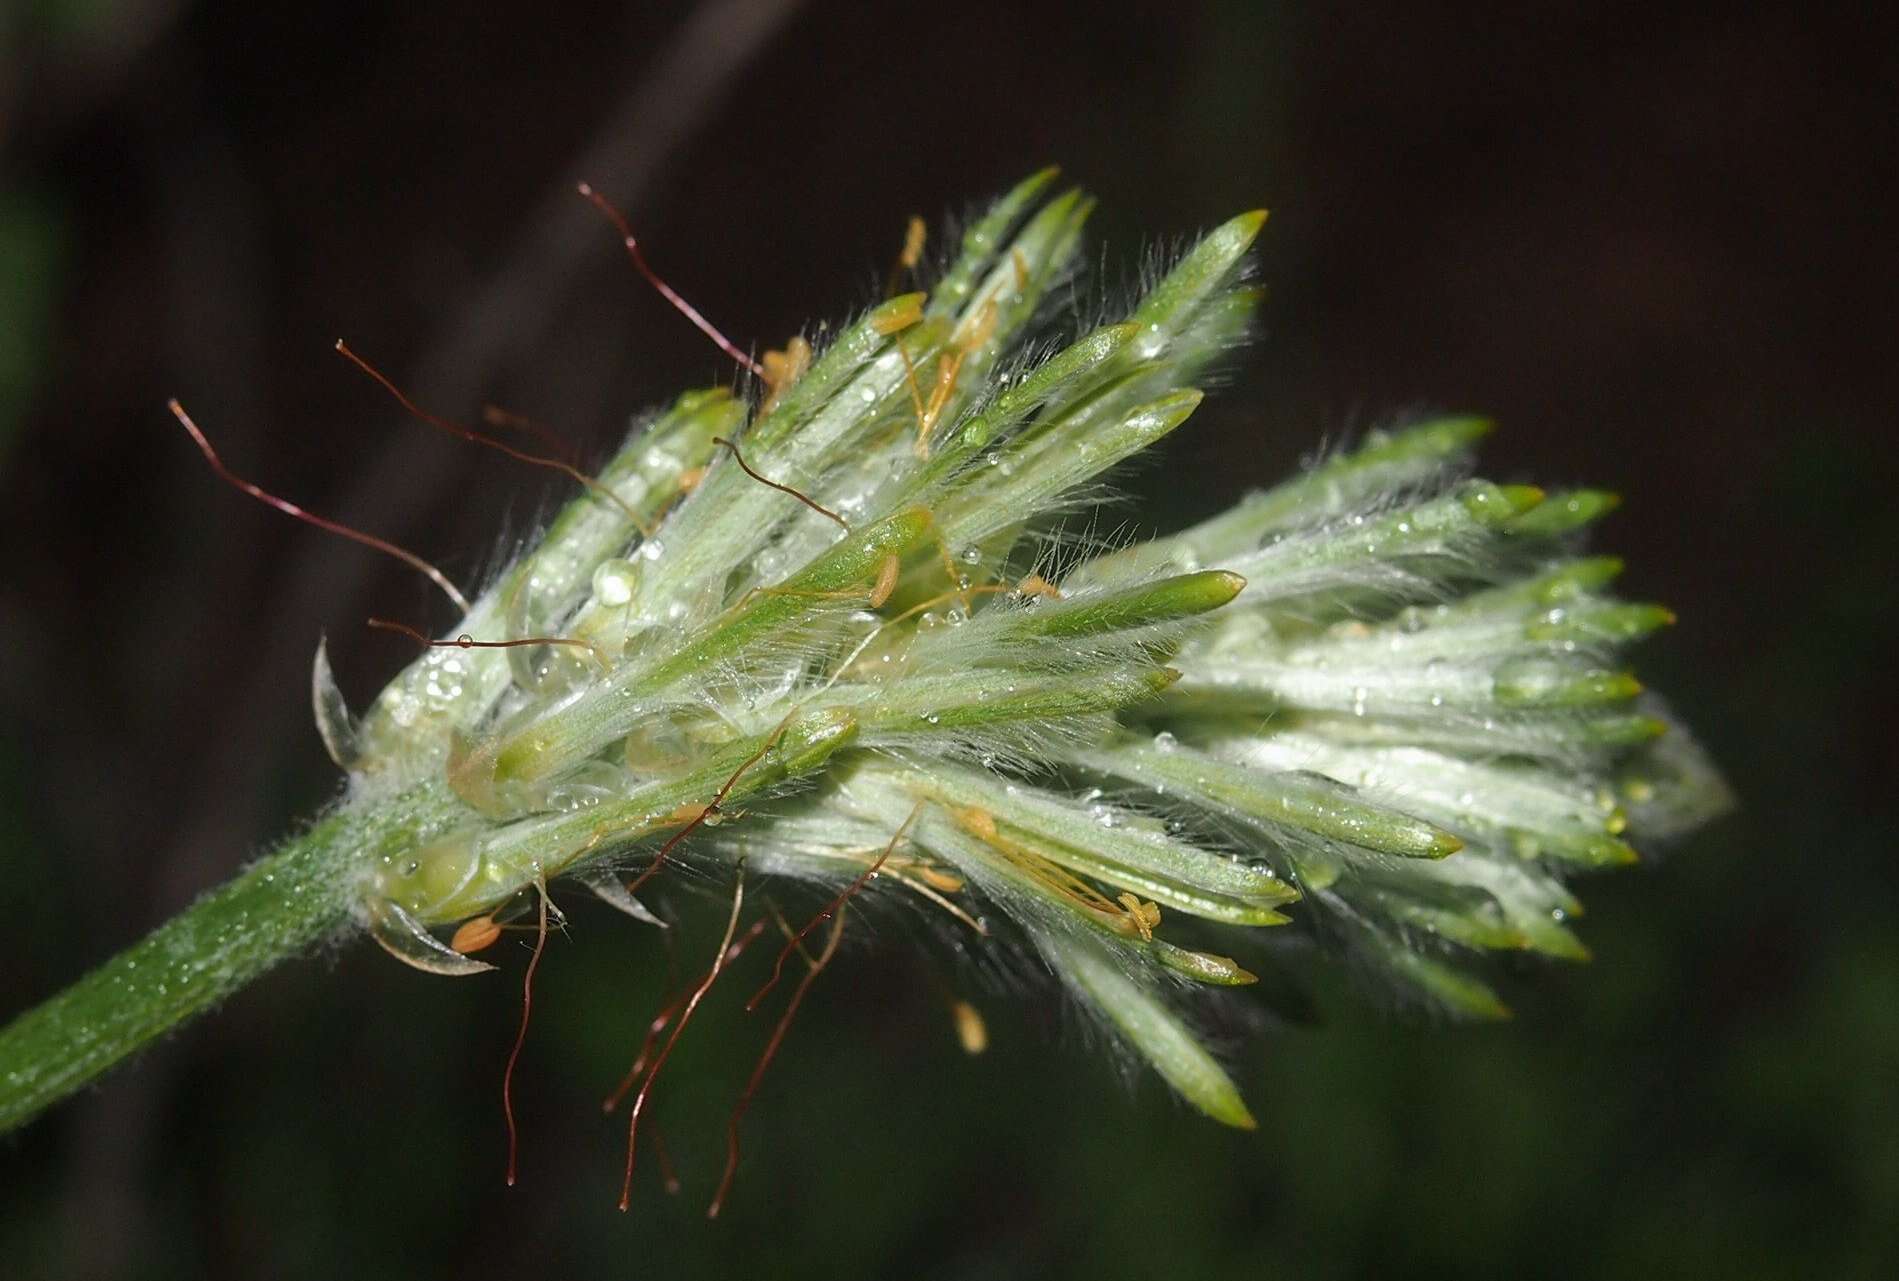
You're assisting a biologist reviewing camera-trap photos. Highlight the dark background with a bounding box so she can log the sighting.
[2,1,1895,1276]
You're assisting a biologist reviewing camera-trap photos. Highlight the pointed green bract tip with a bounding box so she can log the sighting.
[1583,714,1671,748]
[1505,488,1622,537]
[994,570,1247,642]
[1121,388,1206,444]
[1231,208,1270,242]
[1207,570,1247,600]
[1534,556,1626,603]
[997,166,1061,214]
[1155,941,1262,986]
[1127,213,1263,355]
[1401,415,1494,454]
[1144,569,1247,617]
[670,385,734,414]
[1055,934,1258,1129]
[1495,660,1644,708]
[1525,600,1677,644]
[1458,481,1545,524]
[1377,947,1513,1020]
[869,291,927,333]
[1496,484,1547,515]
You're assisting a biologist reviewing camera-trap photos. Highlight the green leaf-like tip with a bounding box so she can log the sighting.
[1573,713,1671,749]
[1409,414,1495,449]
[931,167,1064,312]
[1083,742,1465,862]
[1022,163,1062,189]
[1533,556,1626,603]
[1602,838,1643,867]
[1460,481,1546,524]
[1493,659,1643,708]
[1505,488,1622,537]
[1377,945,1514,1021]
[945,322,1139,458]
[867,290,927,334]
[1055,934,1258,1129]
[1136,387,1206,435]
[1128,209,1268,358]
[1177,568,1248,609]
[1153,940,1261,986]
[1526,601,1676,644]
[996,570,1245,642]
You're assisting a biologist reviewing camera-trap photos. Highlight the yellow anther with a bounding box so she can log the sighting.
[450,914,502,955]
[758,336,812,416]
[1116,893,1161,942]
[951,999,988,1055]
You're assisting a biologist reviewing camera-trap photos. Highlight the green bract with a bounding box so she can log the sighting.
[0,171,1728,1137]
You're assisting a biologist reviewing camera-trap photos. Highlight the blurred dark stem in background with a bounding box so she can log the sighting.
[1,2,1894,1278]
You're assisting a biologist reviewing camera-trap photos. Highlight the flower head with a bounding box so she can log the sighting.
[329,169,1729,1127]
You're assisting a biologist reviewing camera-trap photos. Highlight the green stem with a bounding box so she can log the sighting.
[0,792,451,1133]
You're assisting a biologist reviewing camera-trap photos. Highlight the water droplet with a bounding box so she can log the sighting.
[592,558,639,606]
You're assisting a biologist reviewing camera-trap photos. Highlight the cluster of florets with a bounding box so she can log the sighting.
[318,169,1725,1129]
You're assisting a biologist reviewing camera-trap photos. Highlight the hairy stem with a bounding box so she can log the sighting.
[0,790,454,1133]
